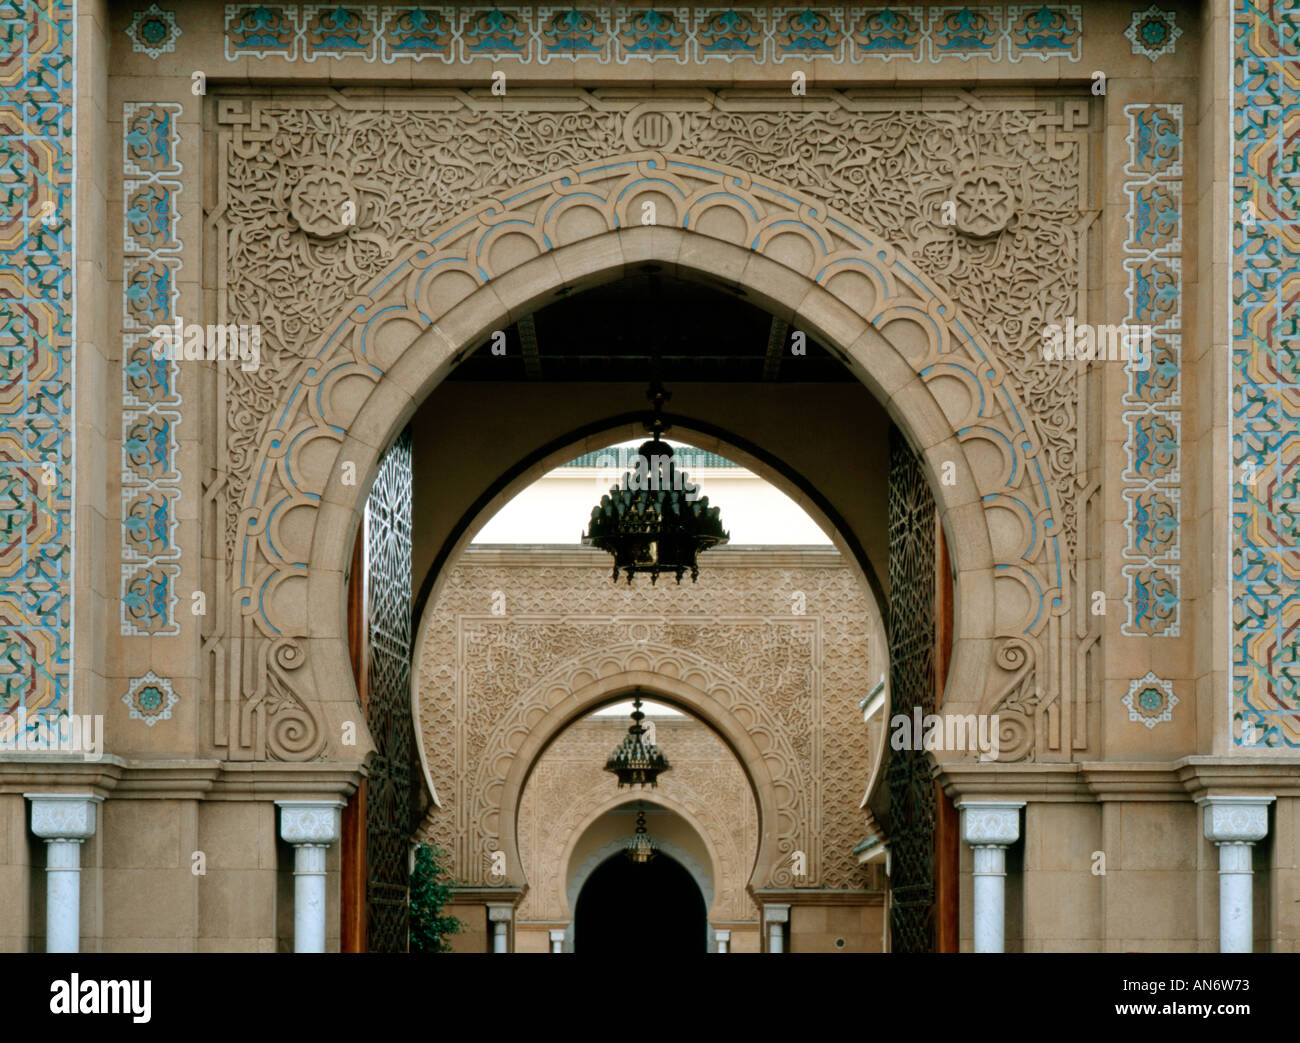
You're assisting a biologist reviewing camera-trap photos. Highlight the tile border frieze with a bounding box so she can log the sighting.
[222,4,1085,64]
[120,102,184,636]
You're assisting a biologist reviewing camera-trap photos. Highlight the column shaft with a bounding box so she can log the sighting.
[45,838,84,954]
[971,845,1006,954]
[958,801,1023,955]
[1199,796,1273,954]
[276,800,345,954]
[1217,842,1254,953]
[763,904,789,953]
[487,904,513,953]
[293,844,329,954]
[26,794,101,954]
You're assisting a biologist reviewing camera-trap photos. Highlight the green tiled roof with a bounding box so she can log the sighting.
[563,447,739,469]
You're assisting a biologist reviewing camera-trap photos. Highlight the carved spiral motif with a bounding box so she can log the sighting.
[990,637,1037,761]
[994,637,1031,672]
[264,638,324,760]
[996,711,1033,763]
[267,704,322,760]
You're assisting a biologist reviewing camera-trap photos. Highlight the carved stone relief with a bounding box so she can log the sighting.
[414,551,875,892]
[209,89,1092,763]
[516,717,759,923]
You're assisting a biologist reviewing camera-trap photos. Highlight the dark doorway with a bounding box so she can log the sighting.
[575,852,707,953]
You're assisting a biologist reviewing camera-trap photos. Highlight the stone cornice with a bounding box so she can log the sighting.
[749,887,885,907]
[934,761,1090,803]
[451,886,527,907]
[0,756,127,799]
[1176,757,1300,801]
[0,758,365,802]
[937,757,1300,804]
[207,762,366,801]
[1076,762,1188,801]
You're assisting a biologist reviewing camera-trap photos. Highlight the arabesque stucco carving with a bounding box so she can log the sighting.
[207,89,1095,764]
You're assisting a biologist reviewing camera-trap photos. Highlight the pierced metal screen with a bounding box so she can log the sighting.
[365,430,417,952]
[886,426,937,953]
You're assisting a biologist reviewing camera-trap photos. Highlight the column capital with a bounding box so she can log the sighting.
[487,903,514,924]
[275,799,345,845]
[24,793,103,841]
[957,801,1024,847]
[1197,795,1274,845]
[762,903,790,925]
[548,928,566,943]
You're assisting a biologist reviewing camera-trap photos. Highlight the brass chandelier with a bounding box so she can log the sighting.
[625,805,657,864]
[604,696,671,788]
[582,381,729,584]
[604,697,672,864]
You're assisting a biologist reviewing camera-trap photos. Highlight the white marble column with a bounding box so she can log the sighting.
[276,800,344,954]
[1199,795,1274,953]
[764,904,789,953]
[715,929,731,953]
[488,904,512,953]
[25,794,103,953]
[958,801,1024,953]
[549,928,565,953]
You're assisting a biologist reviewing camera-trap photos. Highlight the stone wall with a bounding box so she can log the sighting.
[414,545,881,897]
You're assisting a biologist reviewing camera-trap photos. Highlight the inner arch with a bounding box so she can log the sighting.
[306,226,1004,777]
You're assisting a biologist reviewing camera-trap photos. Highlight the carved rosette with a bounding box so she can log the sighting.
[949,167,1018,238]
[289,168,359,238]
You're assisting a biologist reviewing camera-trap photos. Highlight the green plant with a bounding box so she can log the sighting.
[409,842,465,952]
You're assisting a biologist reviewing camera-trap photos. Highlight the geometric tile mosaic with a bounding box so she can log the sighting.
[223,4,1084,64]
[1232,0,1300,748]
[1123,670,1179,730]
[0,0,75,718]
[122,669,178,726]
[120,102,182,635]
[125,3,181,60]
[1125,5,1182,61]
[1122,103,1183,637]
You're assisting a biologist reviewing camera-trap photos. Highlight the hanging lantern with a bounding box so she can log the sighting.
[624,804,658,864]
[603,696,671,788]
[582,382,729,584]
